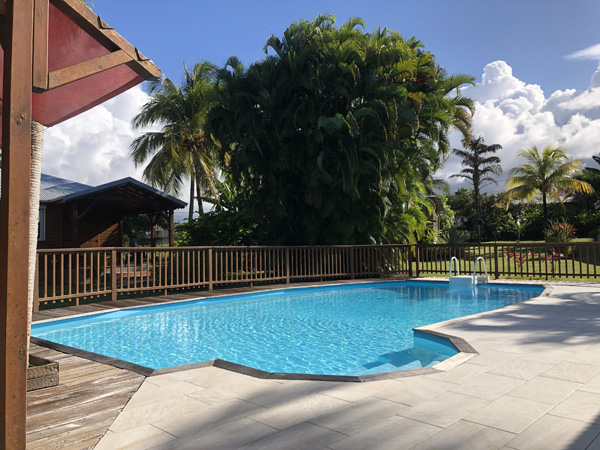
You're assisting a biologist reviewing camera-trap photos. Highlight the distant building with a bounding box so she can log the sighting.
[38,174,186,248]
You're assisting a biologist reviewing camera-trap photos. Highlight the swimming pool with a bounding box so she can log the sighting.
[32,281,545,377]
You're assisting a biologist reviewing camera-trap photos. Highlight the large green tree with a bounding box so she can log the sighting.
[505,144,594,224]
[450,135,502,243]
[131,61,219,221]
[208,15,474,244]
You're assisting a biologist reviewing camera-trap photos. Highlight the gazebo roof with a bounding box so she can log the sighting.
[0,0,161,134]
[40,173,186,214]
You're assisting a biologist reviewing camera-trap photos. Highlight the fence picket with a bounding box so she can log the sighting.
[34,242,600,310]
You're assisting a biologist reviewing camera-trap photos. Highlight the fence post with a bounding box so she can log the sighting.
[208,248,213,291]
[33,253,40,312]
[408,245,413,278]
[285,248,290,284]
[349,247,355,280]
[415,245,421,277]
[494,243,500,279]
[111,249,117,301]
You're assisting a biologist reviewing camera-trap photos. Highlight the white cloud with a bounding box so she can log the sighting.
[441,60,600,193]
[42,85,153,186]
[566,43,600,60]
[43,62,600,205]
[42,84,196,221]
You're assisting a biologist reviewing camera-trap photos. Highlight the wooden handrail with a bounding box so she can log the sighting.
[34,242,600,310]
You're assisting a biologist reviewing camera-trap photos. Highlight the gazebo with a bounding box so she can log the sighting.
[39,174,186,248]
[0,1,162,447]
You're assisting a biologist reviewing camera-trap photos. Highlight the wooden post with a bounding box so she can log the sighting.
[415,245,421,277]
[33,253,40,312]
[408,245,413,278]
[149,213,157,247]
[494,243,500,280]
[168,209,174,247]
[349,247,355,280]
[208,248,213,291]
[285,248,290,284]
[0,1,34,448]
[110,249,117,301]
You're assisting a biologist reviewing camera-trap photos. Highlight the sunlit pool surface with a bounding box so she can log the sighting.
[32,281,544,376]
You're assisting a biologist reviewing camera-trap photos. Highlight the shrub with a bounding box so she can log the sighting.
[442,228,470,245]
[544,220,577,242]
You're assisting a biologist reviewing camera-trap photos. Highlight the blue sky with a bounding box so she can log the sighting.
[42,1,600,218]
[93,0,600,94]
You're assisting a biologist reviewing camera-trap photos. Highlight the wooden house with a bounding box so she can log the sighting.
[38,174,186,249]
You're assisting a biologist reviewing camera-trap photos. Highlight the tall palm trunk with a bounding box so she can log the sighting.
[195,173,204,216]
[542,192,548,225]
[27,120,45,361]
[188,172,195,222]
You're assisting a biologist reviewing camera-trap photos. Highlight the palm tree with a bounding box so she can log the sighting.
[450,135,502,243]
[131,61,219,221]
[505,144,594,224]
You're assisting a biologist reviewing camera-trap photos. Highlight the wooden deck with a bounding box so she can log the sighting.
[28,292,211,449]
[27,281,375,449]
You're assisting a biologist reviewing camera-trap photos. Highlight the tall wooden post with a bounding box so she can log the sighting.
[168,209,175,247]
[149,213,158,247]
[0,1,34,448]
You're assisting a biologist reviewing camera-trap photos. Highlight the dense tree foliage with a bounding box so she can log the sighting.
[207,15,474,244]
[450,135,502,243]
[447,187,600,241]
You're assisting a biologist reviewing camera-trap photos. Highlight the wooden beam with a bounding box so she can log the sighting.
[0,0,34,448]
[32,0,49,91]
[47,50,132,90]
[76,199,98,221]
[50,0,161,81]
[150,213,157,248]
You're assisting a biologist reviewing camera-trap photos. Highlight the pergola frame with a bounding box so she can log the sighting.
[0,1,160,448]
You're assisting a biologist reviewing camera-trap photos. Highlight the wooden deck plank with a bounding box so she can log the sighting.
[26,344,143,450]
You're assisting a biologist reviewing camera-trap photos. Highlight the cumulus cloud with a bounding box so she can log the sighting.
[441,60,600,192]
[43,62,600,205]
[42,84,195,221]
[42,85,153,186]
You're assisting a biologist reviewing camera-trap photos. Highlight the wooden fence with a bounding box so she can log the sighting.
[35,245,411,310]
[35,242,600,310]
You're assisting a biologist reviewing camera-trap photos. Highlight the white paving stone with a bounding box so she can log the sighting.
[92,281,600,450]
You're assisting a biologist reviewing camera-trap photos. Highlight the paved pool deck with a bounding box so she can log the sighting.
[85,280,600,449]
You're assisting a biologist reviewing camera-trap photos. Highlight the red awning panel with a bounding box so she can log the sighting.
[0,2,148,128]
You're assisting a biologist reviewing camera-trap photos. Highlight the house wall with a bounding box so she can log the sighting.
[37,205,64,249]
[77,207,122,248]
[38,203,123,248]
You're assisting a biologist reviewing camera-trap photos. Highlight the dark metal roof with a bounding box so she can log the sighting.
[40,173,92,202]
[40,173,186,213]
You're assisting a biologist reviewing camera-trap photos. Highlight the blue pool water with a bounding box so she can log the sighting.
[32,281,544,376]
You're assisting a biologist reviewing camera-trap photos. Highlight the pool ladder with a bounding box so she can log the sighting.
[449,256,489,287]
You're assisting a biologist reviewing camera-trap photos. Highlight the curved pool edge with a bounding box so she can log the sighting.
[31,327,479,383]
[30,279,553,382]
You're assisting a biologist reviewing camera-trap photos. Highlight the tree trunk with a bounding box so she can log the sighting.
[473,186,481,244]
[542,192,548,225]
[27,120,45,362]
[188,172,195,222]
[195,173,203,216]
